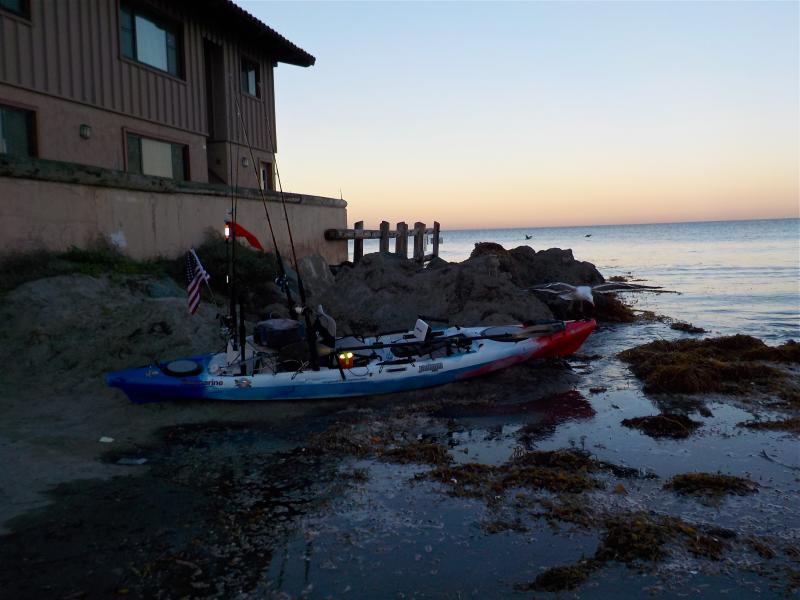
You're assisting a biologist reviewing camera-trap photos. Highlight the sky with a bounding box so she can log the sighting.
[237,1,799,229]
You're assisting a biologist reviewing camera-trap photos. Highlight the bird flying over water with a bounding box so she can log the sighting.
[526,282,663,306]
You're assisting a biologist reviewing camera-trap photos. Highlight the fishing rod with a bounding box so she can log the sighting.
[229,81,320,371]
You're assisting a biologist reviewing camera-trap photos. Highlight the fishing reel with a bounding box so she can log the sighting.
[217,313,234,339]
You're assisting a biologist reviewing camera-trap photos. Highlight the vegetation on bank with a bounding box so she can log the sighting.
[0,234,280,314]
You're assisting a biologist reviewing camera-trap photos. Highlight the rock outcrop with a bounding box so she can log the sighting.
[319,252,553,335]
[469,243,605,287]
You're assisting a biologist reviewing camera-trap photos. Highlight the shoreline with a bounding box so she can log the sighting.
[0,246,798,597]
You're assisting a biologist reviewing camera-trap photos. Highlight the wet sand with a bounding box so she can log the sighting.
[1,317,798,599]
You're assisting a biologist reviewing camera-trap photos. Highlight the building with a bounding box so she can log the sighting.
[0,0,347,262]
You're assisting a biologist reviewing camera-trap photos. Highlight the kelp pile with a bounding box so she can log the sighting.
[424,449,640,499]
[618,335,800,401]
[665,472,758,498]
[621,413,702,439]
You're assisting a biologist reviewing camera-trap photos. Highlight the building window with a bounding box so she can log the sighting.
[0,0,29,18]
[120,4,182,77]
[126,133,187,180]
[0,104,36,157]
[260,161,273,191]
[241,59,260,97]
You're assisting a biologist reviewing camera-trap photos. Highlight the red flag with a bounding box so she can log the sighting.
[225,220,264,251]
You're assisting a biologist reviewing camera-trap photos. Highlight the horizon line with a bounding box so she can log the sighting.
[436,215,800,232]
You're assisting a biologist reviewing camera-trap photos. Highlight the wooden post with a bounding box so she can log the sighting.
[413,222,425,264]
[353,221,364,263]
[379,221,390,253]
[432,221,440,259]
[395,222,407,258]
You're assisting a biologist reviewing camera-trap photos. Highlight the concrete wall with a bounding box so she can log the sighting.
[0,157,348,264]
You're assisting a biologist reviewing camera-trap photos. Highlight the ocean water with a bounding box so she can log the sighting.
[351,218,800,343]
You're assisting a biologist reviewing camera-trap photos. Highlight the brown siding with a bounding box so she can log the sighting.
[0,0,278,153]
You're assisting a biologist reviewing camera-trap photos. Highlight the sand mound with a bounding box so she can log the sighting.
[0,274,221,393]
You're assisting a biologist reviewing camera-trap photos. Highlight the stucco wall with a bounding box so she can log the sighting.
[0,160,348,264]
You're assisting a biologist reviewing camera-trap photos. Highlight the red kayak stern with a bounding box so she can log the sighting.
[533,319,596,359]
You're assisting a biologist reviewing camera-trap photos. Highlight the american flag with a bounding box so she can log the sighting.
[185,248,210,315]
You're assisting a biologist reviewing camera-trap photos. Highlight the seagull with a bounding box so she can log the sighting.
[526,282,664,314]
[525,234,533,240]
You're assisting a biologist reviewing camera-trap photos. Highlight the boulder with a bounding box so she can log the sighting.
[469,243,604,287]
[320,252,553,335]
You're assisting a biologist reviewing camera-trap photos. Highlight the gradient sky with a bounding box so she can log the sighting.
[237,1,799,229]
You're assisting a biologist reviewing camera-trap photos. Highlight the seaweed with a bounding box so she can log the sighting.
[621,413,702,439]
[381,441,452,465]
[526,563,596,591]
[482,519,528,534]
[670,322,707,334]
[738,417,800,433]
[747,537,777,559]
[596,515,673,563]
[593,294,636,323]
[425,463,498,498]
[687,534,727,560]
[619,336,800,398]
[500,465,601,493]
[664,472,758,497]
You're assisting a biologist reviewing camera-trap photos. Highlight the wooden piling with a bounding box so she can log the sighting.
[379,221,390,253]
[395,222,408,258]
[432,221,440,260]
[413,222,425,264]
[353,221,364,263]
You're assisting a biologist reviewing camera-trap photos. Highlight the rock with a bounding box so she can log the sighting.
[469,243,604,287]
[322,252,553,335]
[146,277,184,298]
[297,254,335,300]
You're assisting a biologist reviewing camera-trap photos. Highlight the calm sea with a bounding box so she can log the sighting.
[351,218,800,342]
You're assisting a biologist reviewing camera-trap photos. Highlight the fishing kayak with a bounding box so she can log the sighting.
[107,319,595,403]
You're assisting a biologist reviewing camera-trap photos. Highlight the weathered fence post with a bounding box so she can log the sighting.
[395,222,408,258]
[413,222,425,264]
[432,221,440,260]
[379,221,390,253]
[353,221,364,263]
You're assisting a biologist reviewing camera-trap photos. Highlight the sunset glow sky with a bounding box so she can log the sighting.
[238,1,799,229]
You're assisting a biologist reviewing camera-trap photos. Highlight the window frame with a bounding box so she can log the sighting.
[123,128,189,181]
[240,57,261,99]
[0,100,38,158]
[0,0,30,20]
[259,161,274,191]
[118,2,184,79]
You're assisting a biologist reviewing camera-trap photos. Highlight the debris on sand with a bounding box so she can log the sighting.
[425,449,645,500]
[738,417,800,433]
[596,515,676,563]
[621,413,702,439]
[305,422,375,457]
[665,472,758,497]
[525,562,596,592]
[618,336,800,399]
[482,519,528,534]
[670,321,707,334]
[686,534,728,560]
[380,441,452,465]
